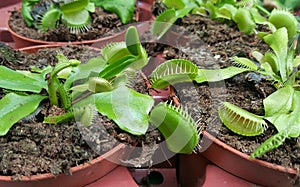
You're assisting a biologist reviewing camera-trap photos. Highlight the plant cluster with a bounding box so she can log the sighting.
[22,0,136,33]
[0,26,200,154]
[149,1,300,158]
[152,0,299,39]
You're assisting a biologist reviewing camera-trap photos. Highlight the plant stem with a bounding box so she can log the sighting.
[48,76,59,106]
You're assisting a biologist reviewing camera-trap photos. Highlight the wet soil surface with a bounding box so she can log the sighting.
[0,45,162,179]
[151,1,299,181]
[8,7,125,42]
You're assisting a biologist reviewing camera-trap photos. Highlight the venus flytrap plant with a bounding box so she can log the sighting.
[149,26,300,157]
[0,26,198,155]
[218,27,300,158]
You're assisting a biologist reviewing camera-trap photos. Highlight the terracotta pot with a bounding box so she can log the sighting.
[6,2,153,49]
[139,0,155,5]
[0,45,132,187]
[200,131,298,187]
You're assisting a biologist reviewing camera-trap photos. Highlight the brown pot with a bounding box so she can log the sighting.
[199,131,298,187]
[6,2,153,49]
[0,44,132,187]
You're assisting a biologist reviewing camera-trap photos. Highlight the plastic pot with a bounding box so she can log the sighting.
[200,131,298,187]
[6,2,153,49]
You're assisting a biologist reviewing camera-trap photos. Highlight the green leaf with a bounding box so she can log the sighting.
[0,66,47,93]
[95,85,154,135]
[60,0,89,14]
[249,8,266,24]
[126,26,141,56]
[216,4,237,19]
[264,28,288,82]
[233,8,256,34]
[294,56,300,67]
[163,0,185,9]
[22,1,35,26]
[261,52,279,73]
[99,55,136,79]
[271,90,300,137]
[195,66,250,83]
[0,93,46,136]
[64,56,106,89]
[94,0,135,24]
[263,85,294,117]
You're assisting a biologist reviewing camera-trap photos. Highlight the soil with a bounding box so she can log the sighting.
[8,6,126,42]
[0,45,162,179]
[150,1,300,180]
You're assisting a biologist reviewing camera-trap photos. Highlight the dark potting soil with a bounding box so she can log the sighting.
[0,45,162,179]
[8,7,125,42]
[150,3,300,177]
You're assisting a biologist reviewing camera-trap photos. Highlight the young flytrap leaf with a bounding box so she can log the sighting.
[215,4,237,20]
[102,42,130,64]
[0,93,47,136]
[233,8,256,34]
[152,5,193,39]
[88,77,113,93]
[151,59,198,89]
[22,0,40,26]
[250,131,288,158]
[150,102,199,154]
[64,56,106,89]
[218,102,267,136]
[41,8,61,31]
[268,9,298,39]
[126,26,141,56]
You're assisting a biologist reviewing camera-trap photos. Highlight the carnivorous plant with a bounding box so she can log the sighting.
[150,26,300,157]
[0,26,200,154]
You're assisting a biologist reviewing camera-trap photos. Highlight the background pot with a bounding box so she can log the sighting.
[0,45,132,187]
[0,0,20,8]
[199,131,298,187]
[6,2,153,49]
